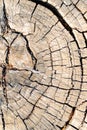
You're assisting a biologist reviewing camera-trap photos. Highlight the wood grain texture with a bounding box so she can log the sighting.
[0,0,87,130]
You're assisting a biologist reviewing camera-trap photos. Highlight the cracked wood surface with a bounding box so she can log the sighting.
[0,0,87,130]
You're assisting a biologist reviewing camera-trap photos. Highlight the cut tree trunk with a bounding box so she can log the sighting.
[0,0,87,130]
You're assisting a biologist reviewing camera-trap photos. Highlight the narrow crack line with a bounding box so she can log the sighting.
[65,79,83,83]
[62,107,76,130]
[81,56,87,59]
[5,35,18,65]
[80,106,87,127]
[43,116,57,130]
[17,81,82,96]
[34,21,36,32]
[8,67,29,71]
[24,35,37,78]
[24,87,49,120]
[16,113,28,130]
[72,2,87,23]
[30,3,38,20]
[5,46,10,64]
[73,28,87,34]
[12,30,36,60]
[46,110,58,119]
[56,124,62,129]
[0,34,17,106]
[73,27,87,48]
[30,79,58,89]
[64,41,75,104]
[7,82,15,88]
[12,88,44,111]
[30,2,84,102]
[1,108,5,130]
[25,36,37,69]
[75,57,83,106]
[10,34,19,46]
[77,100,87,107]
[0,65,30,71]
[48,45,59,101]
[7,107,18,117]
[69,124,79,130]
[29,0,73,33]
[1,0,9,34]
[51,45,68,53]
[66,29,83,108]
[36,20,58,42]
[1,36,9,46]
[49,46,53,85]
[67,65,81,68]
[30,79,82,91]
[28,72,33,80]
[31,89,74,108]
[60,1,72,7]
[29,85,37,95]
[1,64,8,106]
[12,30,37,70]
[82,33,87,48]
[14,84,73,119]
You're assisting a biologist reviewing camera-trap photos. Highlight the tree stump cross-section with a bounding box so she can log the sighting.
[0,0,87,130]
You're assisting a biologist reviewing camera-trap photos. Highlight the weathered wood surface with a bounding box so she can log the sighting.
[0,0,87,130]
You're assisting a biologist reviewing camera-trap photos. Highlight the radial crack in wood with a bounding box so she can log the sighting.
[0,0,87,130]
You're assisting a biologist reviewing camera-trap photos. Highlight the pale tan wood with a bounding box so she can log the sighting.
[0,0,87,130]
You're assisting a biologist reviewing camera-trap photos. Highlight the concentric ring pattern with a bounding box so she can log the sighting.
[0,0,87,130]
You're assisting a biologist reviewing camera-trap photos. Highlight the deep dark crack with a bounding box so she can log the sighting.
[0,0,86,130]
[1,108,5,130]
